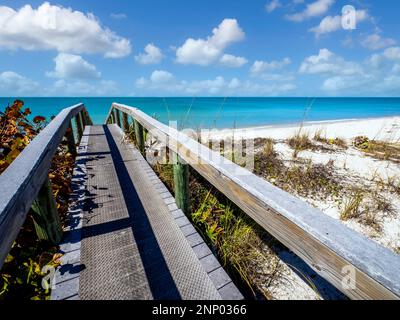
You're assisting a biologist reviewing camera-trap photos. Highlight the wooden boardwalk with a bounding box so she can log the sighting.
[1,102,399,300]
[51,125,243,300]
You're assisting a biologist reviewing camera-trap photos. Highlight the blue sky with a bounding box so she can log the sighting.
[0,0,399,96]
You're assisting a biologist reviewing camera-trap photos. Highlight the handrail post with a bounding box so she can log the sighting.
[134,119,145,156]
[115,109,122,128]
[79,110,86,128]
[111,109,117,124]
[65,121,77,156]
[75,113,83,141]
[31,176,63,245]
[173,153,190,214]
[122,112,129,132]
[108,110,114,124]
[84,108,93,125]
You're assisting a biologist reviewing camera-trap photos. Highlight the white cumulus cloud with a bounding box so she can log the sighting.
[0,71,40,95]
[175,19,245,66]
[46,53,101,79]
[265,0,282,13]
[250,58,291,75]
[135,43,164,65]
[299,48,363,76]
[134,71,296,96]
[150,70,174,83]
[51,79,118,96]
[299,47,400,95]
[286,0,334,22]
[0,2,131,58]
[310,10,369,37]
[383,47,400,60]
[219,54,248,67]
[361,34,396,51]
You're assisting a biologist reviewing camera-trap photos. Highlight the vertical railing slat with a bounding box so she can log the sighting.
[31,177,63,245]
[116,109,122,128]
[65,121,76,156]
[75,113,83,141]
[134,119,145,156]
[122,113,129,132]
[173,153,190,214]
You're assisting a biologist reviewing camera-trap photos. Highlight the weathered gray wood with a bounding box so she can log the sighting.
[113,109,118,125]
[0,103,84,269]
[65,121,76,155]
[31,177,63,244]
[75,112,83,141]
[115,109,122,128]
[104,105,115,125]
[122,113,129,132]
[79,110,86,127]
[83,109,93,125]
[173,153,190,214]
[109,111,114,124]
[109,102,400,300]
[134,119,145,155]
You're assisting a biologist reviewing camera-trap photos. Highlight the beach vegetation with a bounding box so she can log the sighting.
[287,131,312,158]
[152,161,287,299]
[340,187,394,233]
[386,176,400,196]
[254,141,342,200]
[353,136,400,163]
[340,191,364,221]
[313,129,348,149]
[0,100,76,300]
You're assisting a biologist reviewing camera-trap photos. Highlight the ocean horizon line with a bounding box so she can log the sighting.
[1,96,400,129]
[2,96,400,99]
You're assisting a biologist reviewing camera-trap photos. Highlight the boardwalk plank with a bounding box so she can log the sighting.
[69,125,227,300]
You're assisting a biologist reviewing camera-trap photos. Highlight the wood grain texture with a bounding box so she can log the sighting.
[65,121,77,156]
[122,113,129,132]
[0,103,85,268]
[75,112,83,141]
[134,119,145,156]
[110,102,400,300]
[173,153,190,214]
[115,109,122,128]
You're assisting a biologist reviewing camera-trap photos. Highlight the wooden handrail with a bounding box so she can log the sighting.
[0,103,90,268]
[108,102,400,300]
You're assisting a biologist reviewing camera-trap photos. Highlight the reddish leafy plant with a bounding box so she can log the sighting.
[0,100,76,300]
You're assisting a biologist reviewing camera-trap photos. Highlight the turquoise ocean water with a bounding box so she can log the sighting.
[1,97,399,129]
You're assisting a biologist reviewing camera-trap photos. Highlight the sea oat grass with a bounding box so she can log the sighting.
[287,132,313,157]
[340,187,394,232]
[313,130,347,149]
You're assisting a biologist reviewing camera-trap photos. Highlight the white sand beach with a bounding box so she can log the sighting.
[199,116,400,300]
[201,116,400,142]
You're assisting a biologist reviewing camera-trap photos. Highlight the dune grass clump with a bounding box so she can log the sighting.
[189,171,284,299]
[287,132,313,158]
[340,191,364,221]
[313,129,326,144]
[253,139,286,181]
[254,140,342,200]
[313,129,348,149]
[387,176,400,196]
[353,136,400,163]
[283,161,342,199]
[340,188,395,232]
[331,137,348,149]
